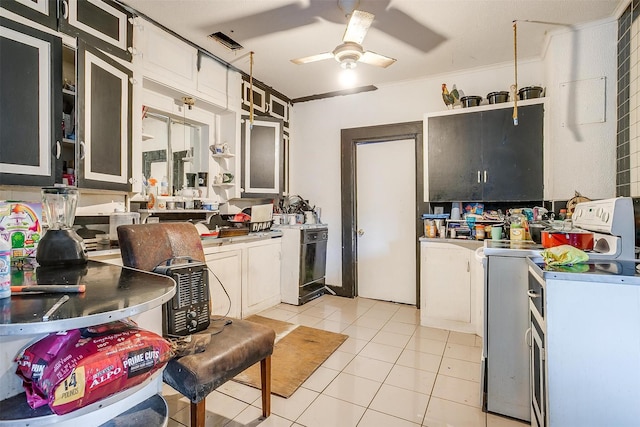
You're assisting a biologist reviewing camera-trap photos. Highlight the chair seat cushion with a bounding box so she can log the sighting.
[162,318,275,403]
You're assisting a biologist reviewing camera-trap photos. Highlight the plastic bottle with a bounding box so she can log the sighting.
[0,237,11,299]
[160,176,169,196]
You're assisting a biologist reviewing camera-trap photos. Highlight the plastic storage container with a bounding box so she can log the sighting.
[0,237,10,298]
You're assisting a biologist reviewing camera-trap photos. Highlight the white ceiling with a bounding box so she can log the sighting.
[121,0,624,101]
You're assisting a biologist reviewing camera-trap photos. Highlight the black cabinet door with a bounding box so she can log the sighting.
[482,104,544,201]
[241,116,284,198]
[427,111,483,202]
[0,17,62,186]
[76,39,132,191]
[0,0,58,30]
[58,0,132,61]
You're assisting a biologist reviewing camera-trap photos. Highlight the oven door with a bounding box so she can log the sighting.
[529,268,547,427]
[530,311,546,427]
[299,229,328,285]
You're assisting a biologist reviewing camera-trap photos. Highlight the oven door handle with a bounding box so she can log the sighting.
[527,289,540,298]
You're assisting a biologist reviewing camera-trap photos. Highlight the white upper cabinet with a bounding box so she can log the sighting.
[197,53,241,112]
[135,18,198,92]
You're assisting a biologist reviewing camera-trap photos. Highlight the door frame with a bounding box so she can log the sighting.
[337,121,426,307]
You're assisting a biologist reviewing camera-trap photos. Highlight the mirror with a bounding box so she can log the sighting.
[142,108,203,195]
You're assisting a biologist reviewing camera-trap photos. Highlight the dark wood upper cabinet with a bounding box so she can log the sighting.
[0,17,62,186]
[76,39,132,191]
[427,103,544,202]
[0,0,58,30]
[241,116,284,199]
[58,0,132,61]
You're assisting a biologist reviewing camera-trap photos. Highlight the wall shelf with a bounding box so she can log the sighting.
[138,208,219,223]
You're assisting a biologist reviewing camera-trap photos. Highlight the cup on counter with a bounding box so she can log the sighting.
[491,226,503,240]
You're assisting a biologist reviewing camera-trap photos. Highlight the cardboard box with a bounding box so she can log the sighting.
[0,202,43,269]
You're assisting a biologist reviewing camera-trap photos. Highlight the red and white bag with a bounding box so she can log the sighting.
[15,319,172,415]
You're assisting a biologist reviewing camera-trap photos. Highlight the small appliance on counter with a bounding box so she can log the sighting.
[36,187,87,266]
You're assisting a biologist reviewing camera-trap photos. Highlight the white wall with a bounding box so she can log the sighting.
[543,18,618,200]
[290,19,618,288]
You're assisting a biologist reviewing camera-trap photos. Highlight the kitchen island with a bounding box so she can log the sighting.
[0,261,176,426]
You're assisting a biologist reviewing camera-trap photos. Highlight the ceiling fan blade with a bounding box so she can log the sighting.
[342,10,374,44]
[360,51,396,68]
[291,52,334,65]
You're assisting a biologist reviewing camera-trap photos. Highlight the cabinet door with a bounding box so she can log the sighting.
[0,0,57,30]
[0,17,62,186]
[422,244,471,322]
[59,0,132,61]
[244,242,282,317]
[482,104,543,201]
[241,116,284,198]
[427,111,483,202]
[205,250,242,318]
[76,39,132,191]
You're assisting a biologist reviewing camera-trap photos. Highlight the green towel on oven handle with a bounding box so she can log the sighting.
[541,244,589,266]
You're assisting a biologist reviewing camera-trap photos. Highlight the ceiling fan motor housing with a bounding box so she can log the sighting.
[333,41,363,68]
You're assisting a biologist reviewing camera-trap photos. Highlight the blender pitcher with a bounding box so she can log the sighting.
[36,187,87,265]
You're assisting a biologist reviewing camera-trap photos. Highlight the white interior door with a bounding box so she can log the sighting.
[356,139,416,305]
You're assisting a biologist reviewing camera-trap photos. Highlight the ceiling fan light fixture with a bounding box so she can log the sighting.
[339,67,357,87]
[341,59,357,69]
[333,41,363,68]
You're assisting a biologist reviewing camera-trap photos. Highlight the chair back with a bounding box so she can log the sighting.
[117,222,205,272]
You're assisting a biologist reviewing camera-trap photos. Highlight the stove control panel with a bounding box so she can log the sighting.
[573,197,633,237]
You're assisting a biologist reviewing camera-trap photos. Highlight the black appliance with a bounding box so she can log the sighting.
[299,227,328,304]
[153,259,210,336]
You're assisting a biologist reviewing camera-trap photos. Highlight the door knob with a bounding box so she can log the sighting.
[357,229,365,236]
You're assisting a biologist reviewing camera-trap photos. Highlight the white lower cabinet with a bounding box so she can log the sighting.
[420,241,483,334]
[203,237,282,318]
[243,240,282,317]
[205,249,243,318]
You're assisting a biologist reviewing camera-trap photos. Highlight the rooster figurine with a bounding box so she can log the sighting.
[442,83,460,109]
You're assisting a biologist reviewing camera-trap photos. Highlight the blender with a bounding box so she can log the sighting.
[36,187,87,265]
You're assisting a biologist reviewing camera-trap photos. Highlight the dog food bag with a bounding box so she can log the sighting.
[15,319,173,415]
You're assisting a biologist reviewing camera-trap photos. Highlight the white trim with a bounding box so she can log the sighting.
[68,0,127,50]
[84,50,129,184]
[0,26,51,176]
[244,119,280,194]
[15,0,48,15]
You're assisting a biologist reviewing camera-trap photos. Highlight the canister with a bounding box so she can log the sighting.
[510,227,525,240]
[475,224,485,240]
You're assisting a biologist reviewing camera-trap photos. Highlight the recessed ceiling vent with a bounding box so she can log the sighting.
[208,32,243,51]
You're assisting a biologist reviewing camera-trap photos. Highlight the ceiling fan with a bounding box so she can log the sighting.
[290,9,396,69]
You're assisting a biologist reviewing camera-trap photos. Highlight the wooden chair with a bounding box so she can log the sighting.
[117,222,274,427]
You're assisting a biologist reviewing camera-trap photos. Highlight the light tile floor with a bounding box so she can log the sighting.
[164,295,530,427]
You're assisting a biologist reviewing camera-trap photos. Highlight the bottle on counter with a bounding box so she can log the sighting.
[509,209,527,240]
[160,176,169,196]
